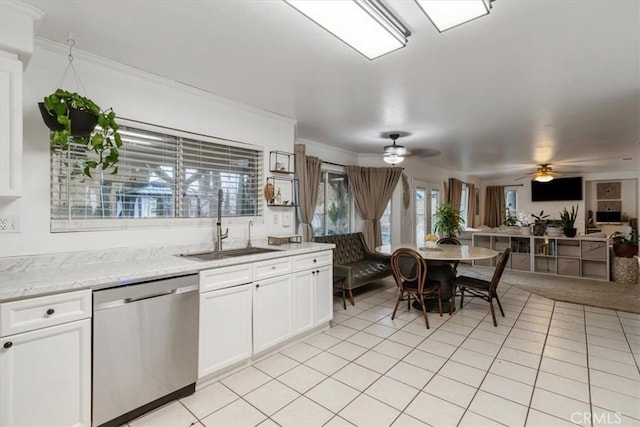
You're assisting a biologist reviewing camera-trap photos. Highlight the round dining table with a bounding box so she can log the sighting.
[375,243,499,312]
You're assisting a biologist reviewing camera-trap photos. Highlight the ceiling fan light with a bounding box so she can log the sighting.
[383,144,407,156]
[534,174,554,183]
[384,154,404,164]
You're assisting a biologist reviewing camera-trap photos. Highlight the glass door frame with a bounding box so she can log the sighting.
[413,179,441,245]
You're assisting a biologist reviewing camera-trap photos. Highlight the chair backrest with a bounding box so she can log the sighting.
[437,237,461,245]
[314,232,366,264]
[489,248,511,292]
[391,248,427,292]
[437,237,461,270]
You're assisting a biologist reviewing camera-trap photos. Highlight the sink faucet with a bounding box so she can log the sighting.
[215,188,228,251]
[247,220,253,248]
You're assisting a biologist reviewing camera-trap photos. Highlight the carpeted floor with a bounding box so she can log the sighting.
[458,264,640,314]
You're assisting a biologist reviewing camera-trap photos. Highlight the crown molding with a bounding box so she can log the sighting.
[34,37,297,126]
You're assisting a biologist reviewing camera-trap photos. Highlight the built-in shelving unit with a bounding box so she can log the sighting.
[472,233,609,281]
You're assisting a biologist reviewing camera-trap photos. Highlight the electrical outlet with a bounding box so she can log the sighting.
[0,215,20,233]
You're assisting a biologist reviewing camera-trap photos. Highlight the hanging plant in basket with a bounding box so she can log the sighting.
[39,89,122,178]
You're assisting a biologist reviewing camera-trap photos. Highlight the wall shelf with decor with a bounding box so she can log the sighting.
[269,151,295,175]
[264,176,297,208]
[472,233,610,281]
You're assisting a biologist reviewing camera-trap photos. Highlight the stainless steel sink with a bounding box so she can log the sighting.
[179,247,281,261]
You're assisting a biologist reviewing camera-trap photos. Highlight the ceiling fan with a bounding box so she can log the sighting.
[383,133,407,164]
[515,164,564,182]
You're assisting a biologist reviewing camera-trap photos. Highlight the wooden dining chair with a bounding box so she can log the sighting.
[390,248,442,329]
[452,248,511,326]
[436,237,461,274]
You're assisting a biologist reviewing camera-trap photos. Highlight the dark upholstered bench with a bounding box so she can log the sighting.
[314,232,392,306]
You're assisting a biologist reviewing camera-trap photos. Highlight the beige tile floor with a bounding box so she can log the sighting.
[128,268,640,427]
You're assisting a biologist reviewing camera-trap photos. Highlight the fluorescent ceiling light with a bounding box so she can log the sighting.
[415,0,491,33]
[285,0,410,60]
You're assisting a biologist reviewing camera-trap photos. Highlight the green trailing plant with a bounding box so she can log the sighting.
[42,89,122,178]
[433,203,464,238]
[559,205,579,230]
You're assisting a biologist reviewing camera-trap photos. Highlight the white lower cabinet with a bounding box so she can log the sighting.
[0,318,91,427]
[198,284,252,378]
[314,265,333,325]
[292,270,315,334]
[253,274,293,354]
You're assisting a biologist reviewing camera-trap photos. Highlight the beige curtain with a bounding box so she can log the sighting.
[467,183,477,227]
[294,144,322,241]
[347,166,403,250]
[484,186,505,227]
[447,178,463,212]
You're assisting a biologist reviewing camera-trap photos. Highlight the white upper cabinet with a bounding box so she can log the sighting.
[0,54,22,199]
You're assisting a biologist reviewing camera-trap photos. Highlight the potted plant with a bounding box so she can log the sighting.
[531,210,549,236]
[517,212,533,235]
[611,231,639,258]
[39,89,122,177]
[559,205,579,237]
[433,203,464,238]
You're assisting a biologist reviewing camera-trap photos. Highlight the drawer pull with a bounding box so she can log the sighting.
[312,271,316,275]
[46,308,55,316]
[271,266,276,270]
[316,270,320,274]
[256,284,260,288]
[313,259,317,263]
[3,342,12,349]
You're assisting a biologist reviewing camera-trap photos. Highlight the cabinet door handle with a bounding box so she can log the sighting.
[46,308,55,316]
[255,284,260,288]
[313,259,317,263]
[3,342,12,349]
[312,271,315,275]
[271,266,277,270]
[316,270,320,274]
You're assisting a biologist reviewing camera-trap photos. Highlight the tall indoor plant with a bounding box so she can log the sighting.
[433,203,464,238]
[559,205,578,237]
[39,89,122,177]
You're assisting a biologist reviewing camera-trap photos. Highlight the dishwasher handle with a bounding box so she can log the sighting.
[125,288,177,304]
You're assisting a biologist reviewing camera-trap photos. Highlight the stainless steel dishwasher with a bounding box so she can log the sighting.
[92,274,199,427]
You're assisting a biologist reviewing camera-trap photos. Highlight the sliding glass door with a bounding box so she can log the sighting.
[414,179,441,244]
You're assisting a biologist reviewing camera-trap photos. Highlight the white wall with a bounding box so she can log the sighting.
[0,40,296,257]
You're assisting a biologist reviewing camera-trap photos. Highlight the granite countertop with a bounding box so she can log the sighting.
[0,242,334,302]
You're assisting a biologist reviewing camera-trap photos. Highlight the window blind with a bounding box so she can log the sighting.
[51,124,263,231]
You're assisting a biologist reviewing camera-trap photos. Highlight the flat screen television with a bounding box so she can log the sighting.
[531,177,583,202]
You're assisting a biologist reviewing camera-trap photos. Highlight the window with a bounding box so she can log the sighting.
[505,188,518,218]
[51,123,262,231]
[380,201,391,245]
[312,171,350,236]
[459,183,469,229]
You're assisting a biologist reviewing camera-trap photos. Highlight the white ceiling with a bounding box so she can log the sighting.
[22,0,640,179]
